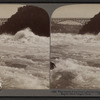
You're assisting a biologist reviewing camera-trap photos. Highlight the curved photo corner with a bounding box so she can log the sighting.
[0,4,50,89]
[50,4,100,89]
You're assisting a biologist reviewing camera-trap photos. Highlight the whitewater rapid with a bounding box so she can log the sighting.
[51,32,100,89]
[0,28,49,89]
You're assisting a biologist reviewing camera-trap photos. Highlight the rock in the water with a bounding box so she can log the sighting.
[0,5,50,37]
[0,83,2,89]
[79,12,100,35]
[50,62,56,70]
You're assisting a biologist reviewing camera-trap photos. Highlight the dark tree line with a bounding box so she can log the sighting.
[0,5,50,37]
[79,12,100,35]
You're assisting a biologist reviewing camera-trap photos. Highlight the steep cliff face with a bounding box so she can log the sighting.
[0,5,50,37]
[79,12,100,35]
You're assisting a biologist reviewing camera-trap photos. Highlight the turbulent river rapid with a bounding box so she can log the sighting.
[51,33,100,89]
[0,28,49,89]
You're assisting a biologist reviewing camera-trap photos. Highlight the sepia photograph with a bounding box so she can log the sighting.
[50,4,100,89]
[0,4,50,89]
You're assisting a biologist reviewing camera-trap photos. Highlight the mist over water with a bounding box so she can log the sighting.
[0,28,49,89]
[51,33,100,89]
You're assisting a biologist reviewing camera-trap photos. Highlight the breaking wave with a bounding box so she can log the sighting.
[0,28,49,89]
[51,32,100,89]
[0,65,48,89]
[51,32,100,46]
[51,58,100,89]
[0,28,49,45]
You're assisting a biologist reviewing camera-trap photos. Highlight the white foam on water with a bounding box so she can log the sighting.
[51,33,100,46]
[51,58,100,89]
[0,28,49,89]
[0,27,49,46]
[51,32,100,89]
[0,65,48,89]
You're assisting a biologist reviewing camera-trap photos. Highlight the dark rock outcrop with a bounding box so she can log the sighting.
[0,5,50,37]
[50,62,56,70]
[79,12,100,35]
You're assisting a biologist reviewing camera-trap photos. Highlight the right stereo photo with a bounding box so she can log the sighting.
[50,4,100,89]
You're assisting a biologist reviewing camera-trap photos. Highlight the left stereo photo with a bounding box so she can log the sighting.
[0,4,50,89]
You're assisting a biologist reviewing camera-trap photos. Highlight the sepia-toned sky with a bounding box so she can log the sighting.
[52,4,100,18]
[0,4,24,18]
